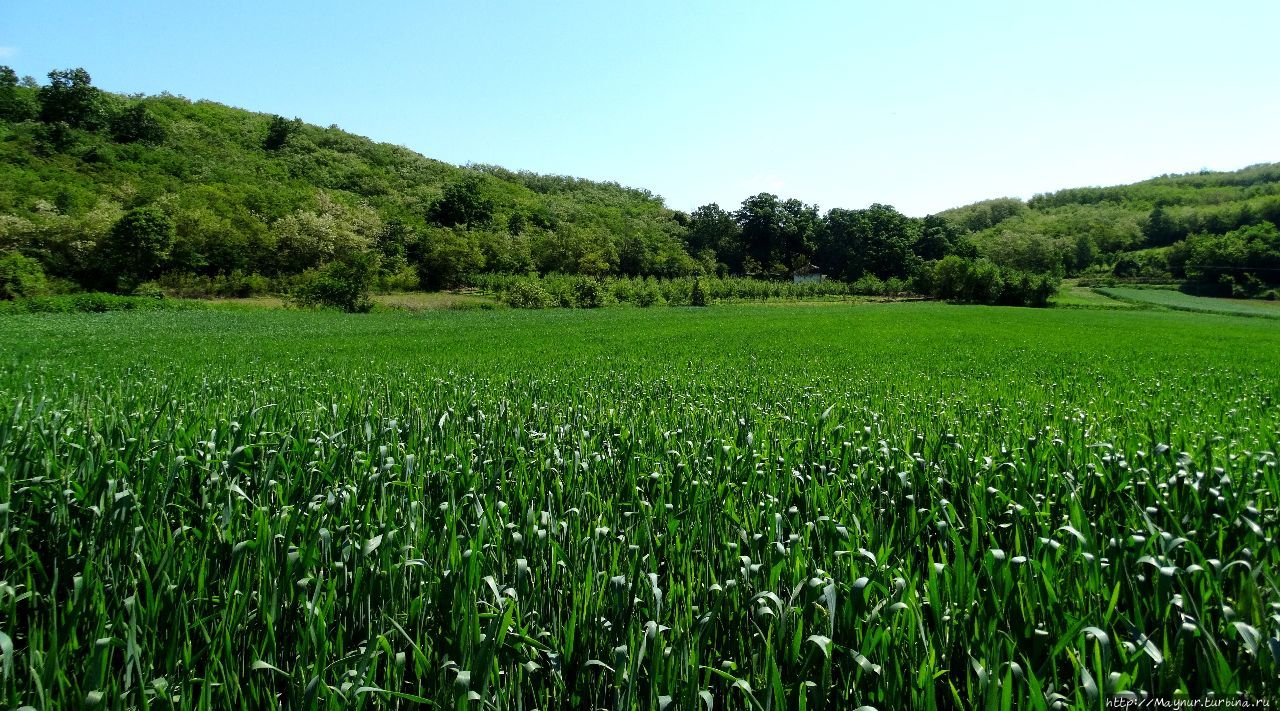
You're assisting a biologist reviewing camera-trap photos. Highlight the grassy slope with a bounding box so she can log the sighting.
[2,303,1277,707]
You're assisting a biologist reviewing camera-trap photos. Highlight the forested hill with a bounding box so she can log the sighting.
[938,163,1280,283]
[1,66,1277,302]
[0,68,693,292]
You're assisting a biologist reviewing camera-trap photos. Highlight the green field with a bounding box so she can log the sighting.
[1,304,1278,708]
[1094,287,1280,319]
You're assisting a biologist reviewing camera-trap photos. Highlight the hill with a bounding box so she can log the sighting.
[0,66,1276,303]
[938,165,1280,295]
[0,67,692,294]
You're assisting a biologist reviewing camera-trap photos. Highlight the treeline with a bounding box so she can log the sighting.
[1169,222,1280,298]
[478,261,1056,310]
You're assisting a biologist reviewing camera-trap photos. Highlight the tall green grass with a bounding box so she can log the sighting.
[0,304,1276,708]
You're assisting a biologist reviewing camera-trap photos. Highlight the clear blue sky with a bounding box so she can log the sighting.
[3,1,1277,215]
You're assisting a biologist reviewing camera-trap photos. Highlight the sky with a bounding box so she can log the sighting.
[3,1,1278,216]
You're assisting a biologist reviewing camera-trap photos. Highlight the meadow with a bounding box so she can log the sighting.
[0,303,1277,709]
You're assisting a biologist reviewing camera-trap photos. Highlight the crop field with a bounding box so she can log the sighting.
[1093,287,1280,319]
[1,303,1277,709]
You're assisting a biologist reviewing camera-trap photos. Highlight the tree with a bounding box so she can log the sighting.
[272,192,381,274]
[734,193,818,278]
[263,115,301,150]
[690,277,707,306]
[817,204,920,281]
[1182,221,1280,296]
[414,227,485,289]
[947,197,1026,232]
[290,252,377,312]
[38,68,105,129]
[0,66,35,122]
[429,175,494,228]
[1071,234,1097,273]
[110,102,165,144]
[100,207,176,290]
[915,215,959,261]
[687,203,741,268]
[373,219,416,274]
[1142,203,1181,246]
[0,251,49,299]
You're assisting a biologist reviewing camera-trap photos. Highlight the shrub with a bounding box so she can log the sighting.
[962,260,1004,304]
[100,207,176,291]
[109,103,165,144]
[379,266,420,293]
[690,278,707,307]
[633,280,662,307]
[503,279,554,309]
[1112,256,1140,277]
[883,277,910,297]
[851,274,885,296]
[290,253,376,313]
[155,271,276,298]
[131,281,167,299]
[0,251,49,299]
[923,256,1056,307]
[571,277,606,308]
[0,292,204,314]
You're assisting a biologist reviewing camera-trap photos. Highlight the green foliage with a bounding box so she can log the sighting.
[939,197,1027,232]
[570,277,607,308]
[686,203,739,258]
[0,251,48,299]
[100,207,176,290]
[850,273,885,295]
[414,227,485,290]
[0,66,36,122]
[479,273,864,307]
[689,276,707,306]
[154,270,274,298]
[924,256,1057,306]
[37,68,105,129]
[429,175,495,228]
[501,278,554,308]
[1141,203,1180,246]
[818,204,921,281]
[271,191,380,274]
[942,165,1280,284]
[1113,255,1141,277]
[289,252,377,312]
[734,193,820,277]
[263,114,301,150]
[0,72,698,294]
[3,65,1276,311]
[0,291,201,313]
[108,102,165,144]
[1181,221,1280,297]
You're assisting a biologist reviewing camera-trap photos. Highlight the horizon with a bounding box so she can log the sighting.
[3,1,1278,216]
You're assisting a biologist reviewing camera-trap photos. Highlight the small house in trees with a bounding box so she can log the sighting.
[792,264,825,283]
